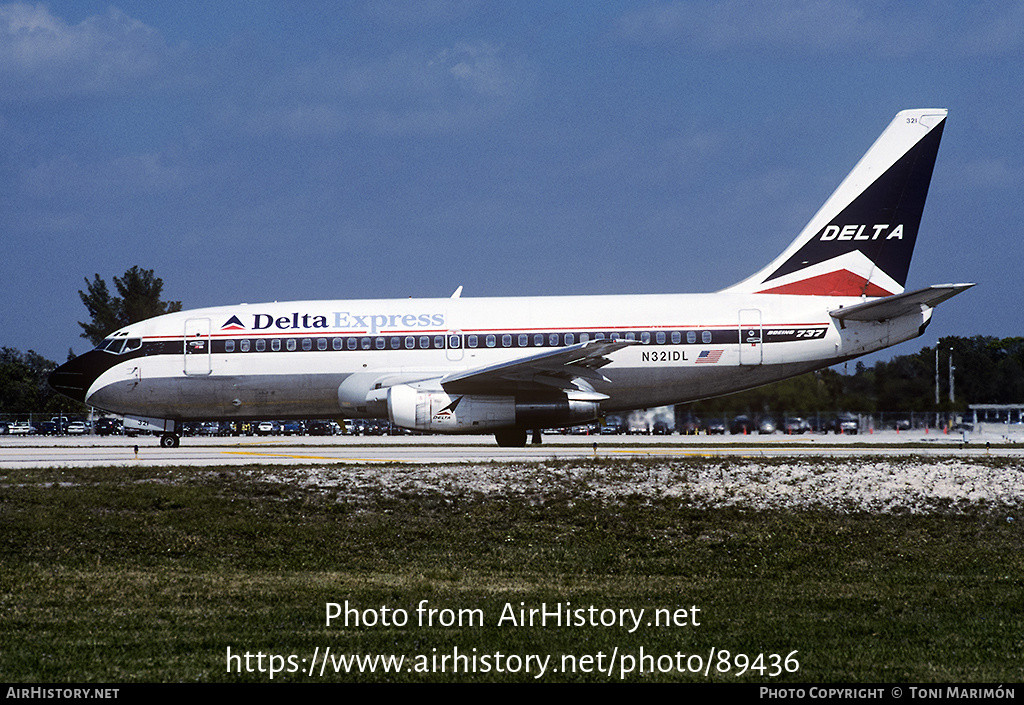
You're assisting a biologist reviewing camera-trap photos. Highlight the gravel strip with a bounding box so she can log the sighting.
[257,458,1024,514]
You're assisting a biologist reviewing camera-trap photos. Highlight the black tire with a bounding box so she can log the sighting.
[160,433,180,448]
[494,428,527,447]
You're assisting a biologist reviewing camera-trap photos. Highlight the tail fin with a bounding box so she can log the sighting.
[725,109,947,297]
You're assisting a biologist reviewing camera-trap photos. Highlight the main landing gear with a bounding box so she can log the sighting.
[494,428,543,447]
[160,433,180,448]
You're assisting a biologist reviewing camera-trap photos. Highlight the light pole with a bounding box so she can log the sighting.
[949,347,955,404]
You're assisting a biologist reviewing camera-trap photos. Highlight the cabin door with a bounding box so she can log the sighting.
[183,318,213,376]
[738,309,763,365]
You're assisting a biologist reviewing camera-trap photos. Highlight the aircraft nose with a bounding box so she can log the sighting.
[49,354,100,404]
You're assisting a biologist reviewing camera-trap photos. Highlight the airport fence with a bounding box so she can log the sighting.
[2,410,1021,438]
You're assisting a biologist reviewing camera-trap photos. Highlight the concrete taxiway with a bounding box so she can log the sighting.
[1,430,1020,468]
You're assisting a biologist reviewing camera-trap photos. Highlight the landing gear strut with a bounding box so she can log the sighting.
[160,433,180,448]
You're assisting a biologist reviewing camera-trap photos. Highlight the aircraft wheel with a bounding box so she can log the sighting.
[160,433,180,448]
[494,428,527,447]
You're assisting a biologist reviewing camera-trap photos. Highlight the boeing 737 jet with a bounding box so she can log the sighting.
[50,109,971,447]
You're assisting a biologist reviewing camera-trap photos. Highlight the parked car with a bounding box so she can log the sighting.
[8,421,36,435]
[703,418,727,435]
[678,415,701,434]
[807,416,828,434]
[757,417,777,434]
[783,417,810,434]
[95,418,121,436]
[730,415,753,434]
[66,421,89,435]
[306,421,333,436]
[830,413,859,435]
[256,421,280,436]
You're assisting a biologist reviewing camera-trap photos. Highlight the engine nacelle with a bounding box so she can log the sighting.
[387,384,601,433]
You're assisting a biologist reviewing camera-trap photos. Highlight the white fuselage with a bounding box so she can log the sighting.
[76,290,929,427]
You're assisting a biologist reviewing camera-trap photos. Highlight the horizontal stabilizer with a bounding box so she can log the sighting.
[829,283,974,323]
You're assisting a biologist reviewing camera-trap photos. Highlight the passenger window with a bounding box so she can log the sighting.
[671,332,681,344]
[486,335,495,348]
[375,337,385,350]
[390,337,401,349]
[468,335,479,348]
[225,340,235,353]
[240,340,250,352]
[518,334,528,347]
[579,333,589,343]
[567,333,576,344]
[502,335,512,347]
[702,331,712,343]
[256,339,266,352]
[420,336,430,349]
[549,333,559,346]
[656,332,666,344]
[641,332,650,344]
[271,339,281,352]
[346,338,356,350]
[534,334,544,347]
[687,331,696,344]
[405,337,415,349]
[317,338,327,351]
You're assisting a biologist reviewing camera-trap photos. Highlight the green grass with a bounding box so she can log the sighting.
[1,460,1021,682]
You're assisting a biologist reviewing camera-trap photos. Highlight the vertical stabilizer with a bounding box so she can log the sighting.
[725,109,947,297]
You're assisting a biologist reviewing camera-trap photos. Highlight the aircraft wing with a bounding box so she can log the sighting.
[829,283,975,323]
[439,339,635,395]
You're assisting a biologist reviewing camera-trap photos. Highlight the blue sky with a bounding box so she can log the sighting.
[2,1,1021,362]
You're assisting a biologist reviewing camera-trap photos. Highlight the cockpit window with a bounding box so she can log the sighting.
[99,338,123,353]
[97,337,142,355]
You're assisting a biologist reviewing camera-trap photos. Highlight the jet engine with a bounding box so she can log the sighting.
[386,384,601,433]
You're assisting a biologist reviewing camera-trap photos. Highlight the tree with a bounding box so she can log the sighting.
[0,348,83,415]
[78,267,182,347]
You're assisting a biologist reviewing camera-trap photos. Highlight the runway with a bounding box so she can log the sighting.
[1,430,1019,468]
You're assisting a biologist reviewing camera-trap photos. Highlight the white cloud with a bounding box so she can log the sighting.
[616,1,1024,57]
[231,42,531,138]
[0,2,176,101]
[433,42,525,98]
[959,158,1017,189]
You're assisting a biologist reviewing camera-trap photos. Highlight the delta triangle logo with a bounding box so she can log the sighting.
[434,396,463,418]
[221,315,246,331]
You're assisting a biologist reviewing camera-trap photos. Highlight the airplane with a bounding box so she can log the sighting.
[49,108,972,448]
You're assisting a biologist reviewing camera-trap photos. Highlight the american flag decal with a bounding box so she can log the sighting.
[696,349,723,364]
